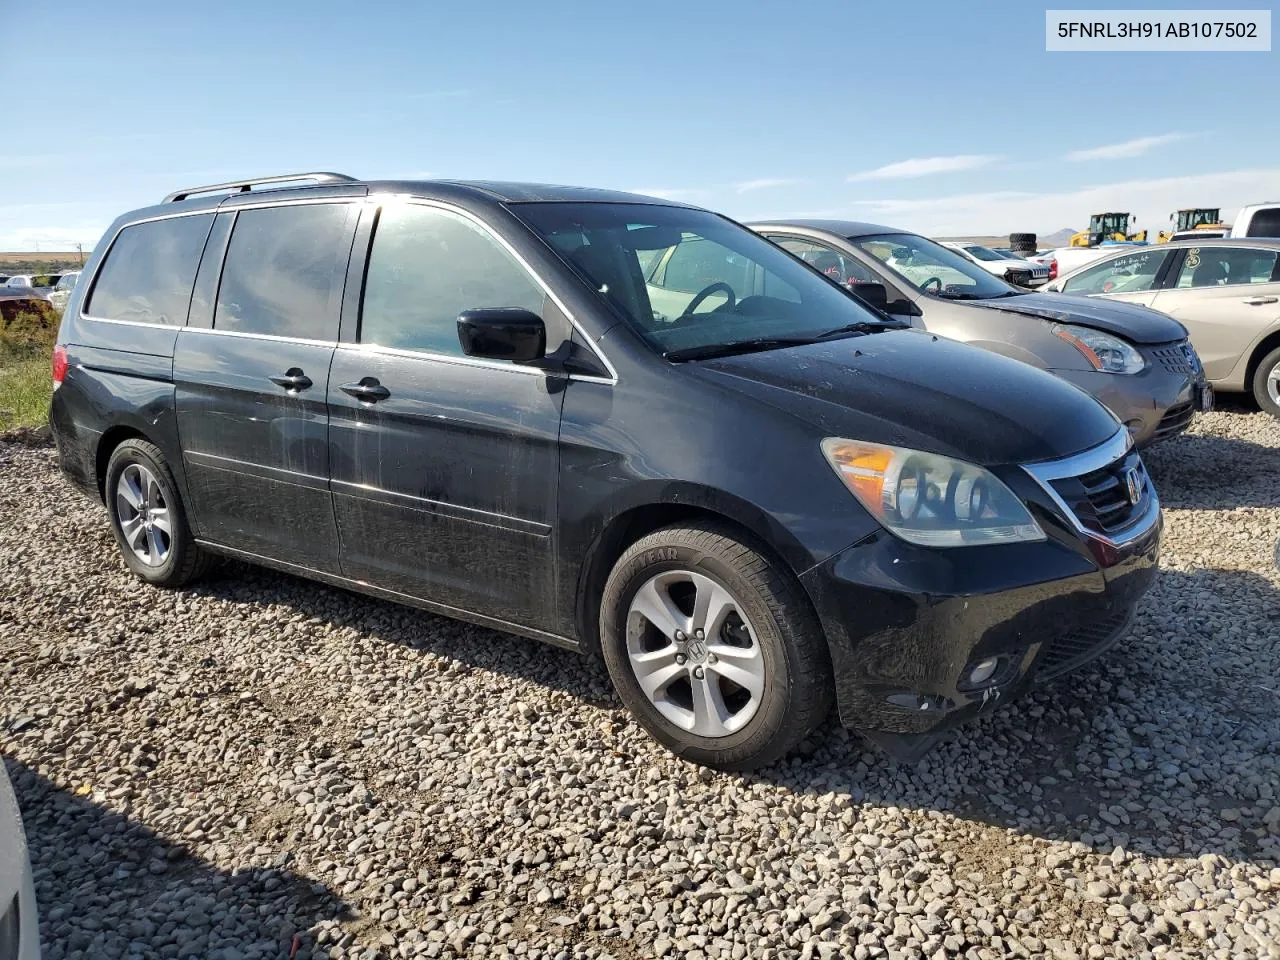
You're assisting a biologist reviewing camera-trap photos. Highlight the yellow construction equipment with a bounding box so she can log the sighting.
[1069,212,1147,247]
[1156,208,1228,242]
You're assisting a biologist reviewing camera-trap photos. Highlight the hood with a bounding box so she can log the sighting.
[693,329,1120,465]
[980,291,1186,344]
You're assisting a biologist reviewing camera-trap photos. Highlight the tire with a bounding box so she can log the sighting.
[1009,232,1037,245]
[1251,346,1280,417]
[598,522,833,771]
[104,438,210,587]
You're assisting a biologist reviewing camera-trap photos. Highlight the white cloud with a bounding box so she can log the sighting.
[1066,133,1190,162]
[847,154,1002,182]
[839,168,1280,237]
[734,177,803,193]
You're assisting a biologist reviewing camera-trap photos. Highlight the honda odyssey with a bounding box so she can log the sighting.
[50,174,1161,767]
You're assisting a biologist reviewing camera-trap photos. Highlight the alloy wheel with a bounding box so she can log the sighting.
[1268,360,1280,407]
[115,463,172,567]
[625,570,765,738]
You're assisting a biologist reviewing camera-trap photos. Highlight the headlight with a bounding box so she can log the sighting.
[1052,323,1145,374]
[821,439,1045,547]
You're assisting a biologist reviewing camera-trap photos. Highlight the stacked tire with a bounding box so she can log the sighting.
[1009,232,1038,256]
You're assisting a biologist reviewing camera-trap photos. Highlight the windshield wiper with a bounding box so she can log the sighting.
[664,336,821,362]
[934,291,986,300]
[813,319,910,340]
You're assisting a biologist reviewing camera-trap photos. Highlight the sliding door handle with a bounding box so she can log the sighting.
[269,368,312,392]
[340,378,391,402]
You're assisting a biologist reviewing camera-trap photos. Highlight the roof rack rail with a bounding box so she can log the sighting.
[162,172,358,203]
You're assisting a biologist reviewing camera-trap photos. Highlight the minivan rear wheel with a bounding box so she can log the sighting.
[1251,346,1280,417]
[104,439,210,587]
[599,522,833,770]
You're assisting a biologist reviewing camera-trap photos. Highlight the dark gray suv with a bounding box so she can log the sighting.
[50,173,1160,768]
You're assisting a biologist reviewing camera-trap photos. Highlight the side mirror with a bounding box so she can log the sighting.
[849,281,889,311]
[457,308,546,363]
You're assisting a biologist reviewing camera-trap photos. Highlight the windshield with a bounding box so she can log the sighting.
[852,233,1017,300]
[963,244,1005,262]
[512,203,894,356]
[56,273,79,290]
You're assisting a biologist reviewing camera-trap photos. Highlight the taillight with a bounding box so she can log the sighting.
[1048,259,1058,281]
[52,344,68,387]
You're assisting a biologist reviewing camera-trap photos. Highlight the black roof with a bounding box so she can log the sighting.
[747,218,902,237]
[376,180,685,205]
[156,172,688,211]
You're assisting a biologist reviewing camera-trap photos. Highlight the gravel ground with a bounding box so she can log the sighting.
[2,406,1278,960]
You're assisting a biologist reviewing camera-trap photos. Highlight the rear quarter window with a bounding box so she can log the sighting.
[1245,208,1280,238]
[86,214,215,324]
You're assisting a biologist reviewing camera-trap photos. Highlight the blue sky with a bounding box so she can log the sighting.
[1,0,1276,249]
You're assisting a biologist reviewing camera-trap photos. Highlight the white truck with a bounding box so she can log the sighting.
[1229,202,1280,238]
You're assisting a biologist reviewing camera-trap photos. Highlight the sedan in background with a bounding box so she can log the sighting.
[1047,238,1280,416]
[940,241,1051,287]
[0,760,39,960]
[48,271,80,310]
[750,219,1211,446]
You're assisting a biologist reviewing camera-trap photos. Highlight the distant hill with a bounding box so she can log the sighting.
[1041,228,1078,247]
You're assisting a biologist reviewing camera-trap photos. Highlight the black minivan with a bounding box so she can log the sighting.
[51,173,1161,768]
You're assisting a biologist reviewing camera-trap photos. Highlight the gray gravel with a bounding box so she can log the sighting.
[2,404,1278,960]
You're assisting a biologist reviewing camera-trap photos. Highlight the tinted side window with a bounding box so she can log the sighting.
[1174,247,1280,288]
[361,203,546,356]
[214,204,351,340]
[1062,250,1168,295]
[86,214,214,324]
[1246,208,1280,238]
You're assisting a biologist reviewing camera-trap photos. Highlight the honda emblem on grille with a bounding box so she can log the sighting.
[1124,466,1143,505]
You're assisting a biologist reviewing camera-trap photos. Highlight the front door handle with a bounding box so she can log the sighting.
[269,368,312,392]
[1243,296,1278,305]
[340,378,391,403]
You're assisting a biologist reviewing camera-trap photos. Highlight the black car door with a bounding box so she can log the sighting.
[327,200,569,631]
[174,200,359,571]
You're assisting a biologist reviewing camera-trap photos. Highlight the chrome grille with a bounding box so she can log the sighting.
[1047,449,1151,536]
[1023,431,1160,546]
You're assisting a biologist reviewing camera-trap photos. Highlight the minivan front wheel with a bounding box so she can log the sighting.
[104,439,209,587]
[599,523,832,770]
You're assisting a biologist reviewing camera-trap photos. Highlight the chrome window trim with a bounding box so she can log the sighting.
[79,314,185,329]
[180,326,337,348]
[1022,429,1160,547]
[365,194,619,384]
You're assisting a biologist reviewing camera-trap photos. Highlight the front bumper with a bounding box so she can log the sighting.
[1051,341,1209,448]
[800,434,1161,758]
